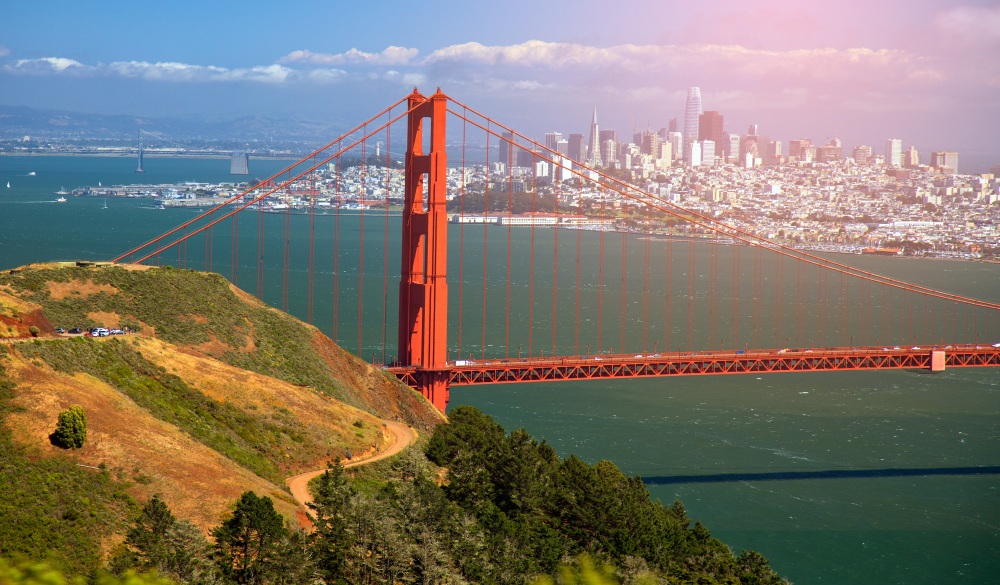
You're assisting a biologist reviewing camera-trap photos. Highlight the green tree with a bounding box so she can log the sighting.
[308,465,354,582]
[213,492,287,585]
[111,495,219,584]
[125,495,176,573]
[52,405,87,449]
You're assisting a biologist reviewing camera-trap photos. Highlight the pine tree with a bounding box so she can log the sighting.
[214,491,288,585]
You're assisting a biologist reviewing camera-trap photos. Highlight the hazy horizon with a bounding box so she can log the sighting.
[3,0,999,171]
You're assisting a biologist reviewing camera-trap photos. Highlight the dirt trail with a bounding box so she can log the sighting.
[285,420,417,520]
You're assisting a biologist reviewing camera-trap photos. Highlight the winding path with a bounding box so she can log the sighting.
[285,420,417,519]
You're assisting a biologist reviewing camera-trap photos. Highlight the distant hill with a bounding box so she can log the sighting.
[0,104,351,143]
[0,263,442,531]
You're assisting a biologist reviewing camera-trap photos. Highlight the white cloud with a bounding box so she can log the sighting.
[6,57,88,74]
[0,45,10,58]
[281,46,418,66]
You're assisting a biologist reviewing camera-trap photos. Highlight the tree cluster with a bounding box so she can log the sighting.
[105,407,786,585]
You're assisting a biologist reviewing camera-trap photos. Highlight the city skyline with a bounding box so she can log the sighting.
[2,0,999,170]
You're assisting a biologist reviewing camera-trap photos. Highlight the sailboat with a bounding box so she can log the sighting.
[6,181,9,189]
[102,198,108,209]
[55,186,69,195]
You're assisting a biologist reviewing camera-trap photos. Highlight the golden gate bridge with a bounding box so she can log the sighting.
[113,89,1000,412]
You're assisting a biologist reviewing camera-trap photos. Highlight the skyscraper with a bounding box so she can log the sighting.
[930,151,958,174]
[699,111,725,158]
[499,132,514,166]
[587,107,602,167]
[544,132,562,152]
[683,86,702,165]
[885,138,902,167]
[568,134,585,163]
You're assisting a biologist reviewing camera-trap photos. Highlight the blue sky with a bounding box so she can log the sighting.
[3,0,999,168]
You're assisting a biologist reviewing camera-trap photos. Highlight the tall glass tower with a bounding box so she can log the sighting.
[683,86,702,165]
[587,107,602,167]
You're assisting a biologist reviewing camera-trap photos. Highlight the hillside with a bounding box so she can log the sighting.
[0,263,442,532]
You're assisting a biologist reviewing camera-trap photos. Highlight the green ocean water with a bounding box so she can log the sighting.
[2,156,998,584]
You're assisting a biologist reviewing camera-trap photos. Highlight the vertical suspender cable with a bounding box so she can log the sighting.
[665,235,672,353]
[231,212,239,286]
[505,139,513,359]
[457,111,467,359]
[574,172,582,356]
[551,160,560,357]
[257,191,264,300]
[619,211,627,354]
[282,175,290,313]
[642,202,650,353]
[308,154,317,325]
[357,130,367,357]
[382,121,391,364]
[481,124,490,361]
[333,149,342,343]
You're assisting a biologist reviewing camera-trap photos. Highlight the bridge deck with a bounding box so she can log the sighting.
[387,345,1000,387]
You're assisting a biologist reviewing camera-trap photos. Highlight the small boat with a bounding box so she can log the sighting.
[27,171,36,176]
[55,187,70,195]
[56,196,67,203]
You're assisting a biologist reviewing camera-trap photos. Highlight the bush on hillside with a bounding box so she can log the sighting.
[52,405,87,449]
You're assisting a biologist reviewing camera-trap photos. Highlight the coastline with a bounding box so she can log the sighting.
[0,152,299,162]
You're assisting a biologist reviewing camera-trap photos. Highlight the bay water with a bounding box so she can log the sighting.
[2,156,998,584]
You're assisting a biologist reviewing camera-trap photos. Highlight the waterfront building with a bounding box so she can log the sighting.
[931,151,958,174]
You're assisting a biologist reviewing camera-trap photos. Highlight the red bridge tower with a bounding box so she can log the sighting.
[398,89,451,411]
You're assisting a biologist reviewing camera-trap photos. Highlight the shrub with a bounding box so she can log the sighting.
[28,326,40,337]
[52,405,87,449]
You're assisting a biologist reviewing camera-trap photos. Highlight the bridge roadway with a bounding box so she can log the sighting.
[387,344,1000,387]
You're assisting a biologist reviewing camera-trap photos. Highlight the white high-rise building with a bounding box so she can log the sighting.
[885,138,902,167]
[683,86,702,164]
[587,107,602,167]
[667,131,683,161]
[689,141,702,167]
[729,134,741,163]
[700,140,716,166]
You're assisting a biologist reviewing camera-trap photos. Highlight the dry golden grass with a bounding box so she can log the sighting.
[132,336,386,466]
[6,353,299,532]
[0,288,43,316]
[48,280,119,301]
[86,311,122,328]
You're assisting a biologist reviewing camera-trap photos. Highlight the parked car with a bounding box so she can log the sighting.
[91,327,110,337]
[109,329,124,335]
[68,327,82,334]
[54,327,66,334]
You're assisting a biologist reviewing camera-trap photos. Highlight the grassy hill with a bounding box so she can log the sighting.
[0,263,443,566]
